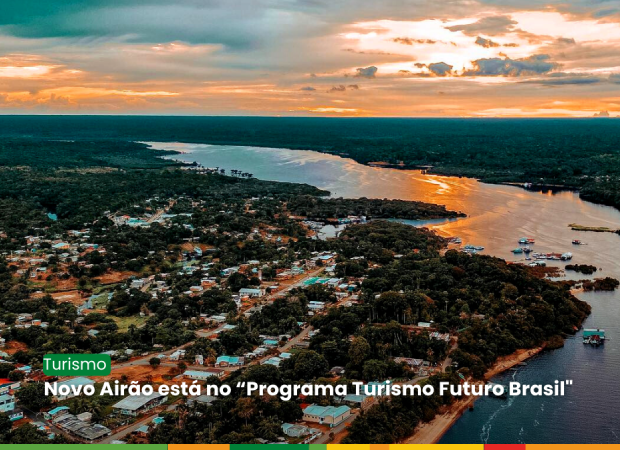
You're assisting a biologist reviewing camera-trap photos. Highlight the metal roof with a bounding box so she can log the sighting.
[112,392,166,411]
[303,404,350,418]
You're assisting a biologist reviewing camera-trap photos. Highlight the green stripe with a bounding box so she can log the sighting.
[309,445,327,450]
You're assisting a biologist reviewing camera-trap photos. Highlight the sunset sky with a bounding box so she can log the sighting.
[2,0,620,117]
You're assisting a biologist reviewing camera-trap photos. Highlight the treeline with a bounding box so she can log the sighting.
[1,117,619,209]
[287,195,464,220]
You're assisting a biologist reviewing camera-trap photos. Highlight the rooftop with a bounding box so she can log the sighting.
[112,392,166,411]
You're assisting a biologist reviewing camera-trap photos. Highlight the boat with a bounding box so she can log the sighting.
[561,252,573,261]
[518,237,529,244]
[583,329,605,346]
[512,248,524,254]
[523,247,532,253]
[527,238,535,244]
[473,246,485,251]
[518,237,535,245]
[572,239,582,245]
[487,382,508,399]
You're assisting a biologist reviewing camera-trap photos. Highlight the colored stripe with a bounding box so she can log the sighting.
[392,446,484,450]
[486,445,526,450]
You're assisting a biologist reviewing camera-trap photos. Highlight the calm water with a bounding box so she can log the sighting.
[148,142,620,444]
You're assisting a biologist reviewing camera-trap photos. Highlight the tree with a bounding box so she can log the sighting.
[149,357,161,368]
[348,336,370,368]
[281,350,328,380]
[15,383,52,412]
[235,397,256,426]
[362,359,388,381]
[0,412,11,440]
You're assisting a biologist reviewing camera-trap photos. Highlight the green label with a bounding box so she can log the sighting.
[43,353,111,376]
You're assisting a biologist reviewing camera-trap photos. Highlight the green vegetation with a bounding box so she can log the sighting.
[569,223,618,233]
[1,116,618,209]
[287,195,465,220]
[565,264,597,275]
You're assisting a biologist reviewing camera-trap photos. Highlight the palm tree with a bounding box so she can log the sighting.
[236,397,256,426]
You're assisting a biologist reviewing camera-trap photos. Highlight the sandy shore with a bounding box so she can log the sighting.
[404,346,544,444]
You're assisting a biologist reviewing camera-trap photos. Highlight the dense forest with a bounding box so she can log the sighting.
[0,116,619,209]
[287,195,465,220]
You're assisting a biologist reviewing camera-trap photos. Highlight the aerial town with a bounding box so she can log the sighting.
[0,139,596,444]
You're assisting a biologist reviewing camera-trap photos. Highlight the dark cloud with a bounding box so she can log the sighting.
[520,73,604,85]
[328,85,347,92]
[414,63,427,68]
[475,36,500,48]
[428,62,453,76]
[463,54,557,77]
[556,37,576,45]
[355,66,377,78]
[392,37,437,45]
[300,86,316,91]
[327,84,360,92]
[592,8,620,18]
[446,15,517,36]
[593,111,610,117]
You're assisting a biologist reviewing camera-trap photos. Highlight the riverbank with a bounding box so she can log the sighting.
[404,346,545,444]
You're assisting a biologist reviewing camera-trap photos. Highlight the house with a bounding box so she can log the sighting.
[330,366,345,376]
[430,332,450,342]
[187,394,218,407]
[215,355,245,367]
[54,413,112,441]
[393,357,424,370]
[0,379,21,396]
[220,267,240,277]
[238,288,263,298]
[308,301,325,311]
[7,408,23,421]
[183,369,225,380]
[281,423,320,438]
[44,406,70,420]
[135,424,150,435]
[302,404,351,427]
[112,392,168,416]
[0,393,15,414]
[262,357,282,367]
[53,377,96,401]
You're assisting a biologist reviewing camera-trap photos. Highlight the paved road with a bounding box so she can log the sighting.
[100,403,177,444]
[313,413,358,444]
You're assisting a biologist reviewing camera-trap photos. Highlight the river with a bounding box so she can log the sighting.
[148,141,620,444]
